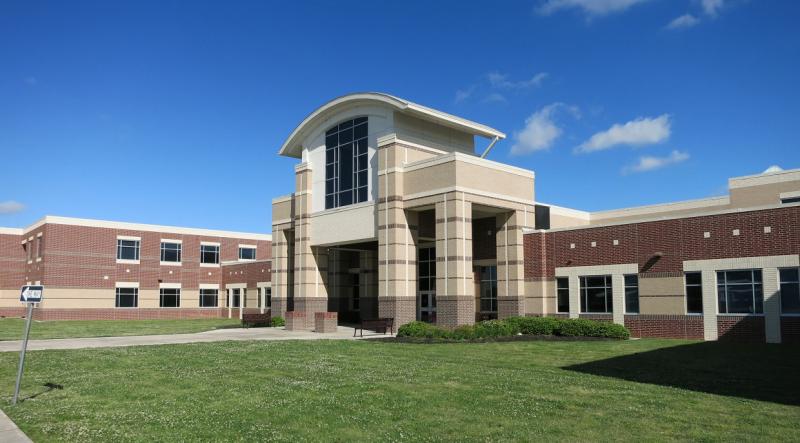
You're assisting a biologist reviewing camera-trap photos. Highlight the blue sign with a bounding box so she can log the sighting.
[20,285,43,303]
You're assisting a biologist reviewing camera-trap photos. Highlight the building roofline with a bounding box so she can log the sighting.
[0,227,23,235]
[278,92,506,158]
[13,216,272,241]
[729,167,800,189]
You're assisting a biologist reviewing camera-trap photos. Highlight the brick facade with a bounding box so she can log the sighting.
[624,315,704,339]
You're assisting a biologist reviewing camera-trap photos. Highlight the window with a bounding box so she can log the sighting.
[199,289,218,308]
[36,236,43,259]
[115,287,138,308]
[580,275,613,313]
[200,244,220,264]
[685,272,703,314]
[352,274,360,311]
[160,288,180,308]
[624,274,639,314]
[479,266,498,313]
[160,242,182,263]
[556,277,569,313]
[780,268,800,314]
[239,247,256,261]
[265,287,272,308]
[229,288,241,307]
[117,239,140,261]
[717,270,763,314]
[25,242,32,262]
[325,117,368,209]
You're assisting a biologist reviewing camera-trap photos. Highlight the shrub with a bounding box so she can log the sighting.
[271,316,285,327]
[505,316,563,335]
[397,321,449,339]
[557,318,630,339]
[473,319,519,338]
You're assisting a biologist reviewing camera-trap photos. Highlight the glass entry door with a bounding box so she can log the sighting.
[418,246,436,323]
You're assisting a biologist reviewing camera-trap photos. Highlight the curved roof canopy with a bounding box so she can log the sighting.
[278,92,506,158]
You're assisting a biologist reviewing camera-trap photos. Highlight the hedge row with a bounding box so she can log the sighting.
[397,317,630,340]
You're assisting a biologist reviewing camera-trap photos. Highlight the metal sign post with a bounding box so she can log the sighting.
[13,285,43,405]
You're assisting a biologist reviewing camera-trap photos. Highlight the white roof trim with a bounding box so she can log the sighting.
[278,92,505,158]
[729,167,800,189]
[18,216,271,241]
[590,195,730,221]
[0,227,23,235]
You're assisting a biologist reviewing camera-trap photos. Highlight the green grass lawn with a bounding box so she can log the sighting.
[1,339,798,441]
[0,318,242,341]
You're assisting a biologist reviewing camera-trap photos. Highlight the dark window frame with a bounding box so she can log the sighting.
[239,247,256,261]
[580,275,613,314]
[556,277,570,313]
[199,289,218,308]
[325,116,369,209]
[685,272,703,314]
[200,244,220,264]
[159,288,181,308]
[779,267,800,314]
[160,242,182,263]
[479,266,498,313]
[115,287,138,308]
[624,274,639,314]
[116,239,140,261]
[716,269,763,314]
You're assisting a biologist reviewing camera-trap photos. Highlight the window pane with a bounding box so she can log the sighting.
[200,289,218,307]
[557,277,568,290]
[357,186,368,203]
[116,288,138,308]
[725,270,753,284]
[339,119,353,130]
[239,248,256,260]
[339,127,353,144]
[339,190,353,206]
[160,289,180,308]
[780,268,799,283]
[325,134,337,150]
[781,282,800,314]
[686,286,703,314]
[339,143,353,190]
[625,287,639,313]
[585,276,606,287]
[354,122,367,140]
[586,287,607,312]
[726,285,756,313]
[685,272,701,286]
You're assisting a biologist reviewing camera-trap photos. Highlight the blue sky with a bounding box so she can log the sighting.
[1,0,798,232]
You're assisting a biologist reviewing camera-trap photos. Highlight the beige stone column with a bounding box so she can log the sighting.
[611,274,625,325]
[292,162,328,328]
[270,228,291,319]
[377,141,417,327]
[700,269,718,341]
[496,210,525,319]
[763,267,781,344]
[568,275,580,319]
[435,193,474,328]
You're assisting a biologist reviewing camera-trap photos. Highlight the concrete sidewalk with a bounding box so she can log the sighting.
[0,326,391,352]
[0,408,32,443]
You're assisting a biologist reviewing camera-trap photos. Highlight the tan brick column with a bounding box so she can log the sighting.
[292,163,328,328]
[497,210,525,318]
[435,193,474,328]
[360,249,379,320]
[377,141,417,327]
[270,227,291,319]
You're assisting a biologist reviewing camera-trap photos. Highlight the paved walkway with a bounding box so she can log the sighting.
[0,326,392,352]
[0,408,32,443]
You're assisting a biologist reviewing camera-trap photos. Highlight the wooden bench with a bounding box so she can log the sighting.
[354,317,394,337]
[242,311,271,328]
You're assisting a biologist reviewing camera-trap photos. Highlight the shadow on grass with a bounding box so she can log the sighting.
[565,341,800,406]
[19,382,63,403]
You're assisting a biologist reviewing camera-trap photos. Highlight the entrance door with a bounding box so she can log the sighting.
[417,246,436,323]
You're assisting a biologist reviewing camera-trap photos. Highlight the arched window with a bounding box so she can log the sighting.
[325,117,368,209]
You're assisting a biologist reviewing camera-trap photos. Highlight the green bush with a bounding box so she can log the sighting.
[271,316,285,327]
[557,318,630,339]
[396,317,629,340]
[505,316,563,335]
[473,319,519,338]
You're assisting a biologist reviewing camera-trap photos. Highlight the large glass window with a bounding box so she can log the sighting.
[325,117,368,209]
[160,242,182,263]
[780,268,800,314]
[717,270,763,314]
[624,274,639,314]
[36,236,43,259]
[479,266,498,313]
[685,272,703,314]
[200,289,218,307]
[117,239,140,261]
[116,287,138,308]
[556,277,569,313]
[200,244,220,264]
[580,275,613,313]
[228,288,241,307]
[160,288,181,308]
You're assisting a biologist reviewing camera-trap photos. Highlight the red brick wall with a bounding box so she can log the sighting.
[0,233,24,289]
[780,316,800,344]
[222,261,272,289]
[625,315,704,339]
[525,206,800,279]
[0,307,229,320]
[717,315,766,342]
[41,223,270,290]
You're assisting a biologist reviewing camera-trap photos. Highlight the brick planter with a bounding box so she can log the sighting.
[285,311,308,331]
[314,312,338,333]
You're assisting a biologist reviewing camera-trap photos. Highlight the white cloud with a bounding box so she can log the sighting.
[537,0,651,17]
[763,165,784,174]
[483,92,508,104]
[0,200,25,214]
[577,114,671,153]
[511,103,579,155]
[454,85,475,103]
[701,0,724,17]
[488,71,549,89]
[666,14,700,29]
[623,150,689,174]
